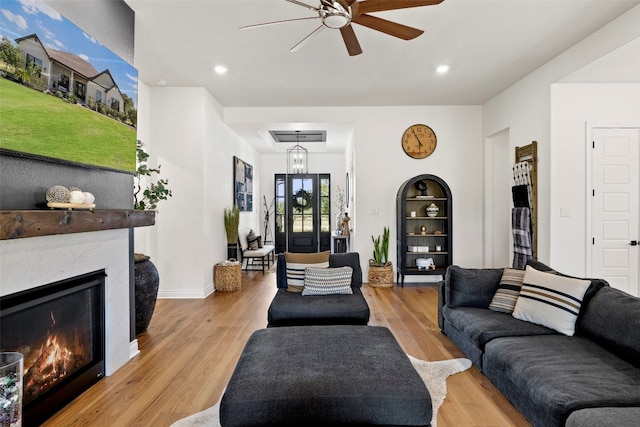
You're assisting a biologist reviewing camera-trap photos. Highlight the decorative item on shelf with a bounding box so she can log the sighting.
[134,253,160,335]
[224,205,240,260]
[436,245,442,252]
[46,185,96,209]
[410,211,416,217]
[420,225,427,234]
[426,202,440,217]
[434,230,442,235]
[369,226,393,287]
[214,258,241,292]
[341,212,351,237]
[0,352,23,427]
[414,180,428,196]
[416,258,434,270]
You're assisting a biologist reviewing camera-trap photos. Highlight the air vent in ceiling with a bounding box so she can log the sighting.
[269,130,326,143]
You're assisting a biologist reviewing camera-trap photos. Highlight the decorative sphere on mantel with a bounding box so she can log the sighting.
[69,190,85,204]
[83,192,95,204]
[46,185,70,203]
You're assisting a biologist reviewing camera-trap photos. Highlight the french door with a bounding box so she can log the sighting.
[275,174,331,253]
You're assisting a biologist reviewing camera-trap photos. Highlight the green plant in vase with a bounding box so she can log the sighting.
[371,226,390,266]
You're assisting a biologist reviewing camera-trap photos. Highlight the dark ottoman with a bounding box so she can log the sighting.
[220,325,432,427]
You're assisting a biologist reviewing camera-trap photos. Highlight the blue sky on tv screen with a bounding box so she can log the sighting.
[0,0,137,106]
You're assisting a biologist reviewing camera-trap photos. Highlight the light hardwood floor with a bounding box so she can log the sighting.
[44,265,531,427]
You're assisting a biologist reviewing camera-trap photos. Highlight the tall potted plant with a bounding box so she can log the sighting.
[133,140,172,335]
[368,226,393,287]
[224,205,240,260]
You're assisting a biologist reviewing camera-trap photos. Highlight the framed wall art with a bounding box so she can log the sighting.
[234,156,253,211]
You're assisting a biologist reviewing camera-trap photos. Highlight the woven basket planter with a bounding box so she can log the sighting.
[215,259,241,292]
[368,260,394,288]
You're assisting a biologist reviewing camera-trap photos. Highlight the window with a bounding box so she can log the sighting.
[95,90,102,103]
[25,54,42,77]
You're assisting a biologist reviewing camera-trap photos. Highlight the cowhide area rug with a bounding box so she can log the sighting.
[171,356,472,427]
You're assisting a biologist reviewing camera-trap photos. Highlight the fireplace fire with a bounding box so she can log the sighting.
[0,271,105,426]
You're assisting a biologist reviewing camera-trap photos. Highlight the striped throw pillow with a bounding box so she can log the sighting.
[512,266,591,336]
[247,230,259,250]
[285,251,330,292]
[488,268,525,313]
[302,267,353,296]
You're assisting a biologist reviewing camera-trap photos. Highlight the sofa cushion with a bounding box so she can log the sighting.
[512,266,591,336]
[284,251,330,292]
[267,287,370,327]
[302,266,353,296]
[579,286,640,368]
[566,407,640,427]
[443,305,557,367]
[488,268,525,313]
[483,335,640,427]
[329,252,363,288]
[445,265,503,308]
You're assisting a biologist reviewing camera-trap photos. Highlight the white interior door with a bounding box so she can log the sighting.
[591,127,640,296]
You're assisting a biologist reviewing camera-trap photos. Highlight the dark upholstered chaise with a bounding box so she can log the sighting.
[267,252,370,327]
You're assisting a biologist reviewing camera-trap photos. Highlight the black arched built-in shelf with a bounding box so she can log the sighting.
[396,174,452,286]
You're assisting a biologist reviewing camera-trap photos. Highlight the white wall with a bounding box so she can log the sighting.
[135,86,260,298]
[227,105,484,280]
[550,83,640,276]
[483,5,640,268]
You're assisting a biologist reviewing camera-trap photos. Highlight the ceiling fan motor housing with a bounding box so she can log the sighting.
[320,0,351,29]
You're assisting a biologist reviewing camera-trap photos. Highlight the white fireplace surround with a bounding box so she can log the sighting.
[0,229,135,375]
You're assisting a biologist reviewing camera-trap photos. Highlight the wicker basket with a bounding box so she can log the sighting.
[215,259,241,292]
[368,260,394,288]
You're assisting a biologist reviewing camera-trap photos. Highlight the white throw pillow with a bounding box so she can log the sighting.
[512,266,591,336]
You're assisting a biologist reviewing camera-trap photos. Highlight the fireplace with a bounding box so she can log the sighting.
[0,270,106,426]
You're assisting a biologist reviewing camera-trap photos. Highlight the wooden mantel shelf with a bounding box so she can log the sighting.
[0,209,156,240]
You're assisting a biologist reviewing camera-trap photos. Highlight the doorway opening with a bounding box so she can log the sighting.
[274,174,331,253]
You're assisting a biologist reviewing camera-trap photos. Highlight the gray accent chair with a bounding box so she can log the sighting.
[267,252,370,327]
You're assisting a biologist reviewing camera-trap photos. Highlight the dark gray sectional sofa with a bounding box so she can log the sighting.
[438,260,640,427]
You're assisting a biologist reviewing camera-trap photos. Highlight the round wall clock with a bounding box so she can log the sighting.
[402,124,437,159]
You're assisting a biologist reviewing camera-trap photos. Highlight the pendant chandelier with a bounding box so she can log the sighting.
[287,131,308,174]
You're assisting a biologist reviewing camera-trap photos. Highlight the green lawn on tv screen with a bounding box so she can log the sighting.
[0,78,136,172]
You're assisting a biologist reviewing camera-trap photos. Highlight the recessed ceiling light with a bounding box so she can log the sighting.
[436,65,450,74]
[214,65,228,75]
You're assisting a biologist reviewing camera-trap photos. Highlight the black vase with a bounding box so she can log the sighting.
[134,253,160,335]
[227,243,239,261]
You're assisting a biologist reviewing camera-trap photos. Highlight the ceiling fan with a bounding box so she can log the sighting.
[240,0,444,56]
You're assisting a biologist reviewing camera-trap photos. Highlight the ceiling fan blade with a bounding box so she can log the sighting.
[290,25,325,52]
[356,0,443,15]
[285,0,320,11]
[340,25,363,56]
[353,14,423,40]
[240,16,319,30]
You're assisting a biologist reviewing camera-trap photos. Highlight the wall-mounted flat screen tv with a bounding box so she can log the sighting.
[0,0,137,172]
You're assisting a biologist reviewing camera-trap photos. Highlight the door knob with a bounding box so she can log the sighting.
[630,240,639,246]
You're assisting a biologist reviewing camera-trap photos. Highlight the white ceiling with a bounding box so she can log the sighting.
[125,0,640,152]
